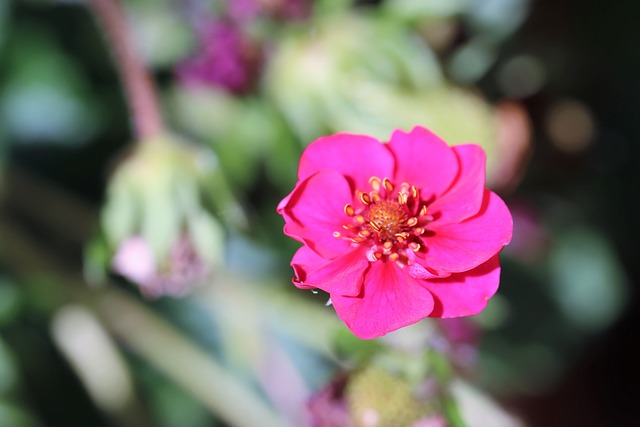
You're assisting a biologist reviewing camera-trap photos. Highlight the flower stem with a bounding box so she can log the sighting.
[0,200,292,427]
[88,0,164,140]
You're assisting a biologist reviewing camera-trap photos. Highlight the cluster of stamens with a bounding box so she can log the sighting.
[333,176,433,265]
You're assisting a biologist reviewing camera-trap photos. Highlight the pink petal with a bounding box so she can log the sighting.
[276,190,293,214]
[388,126,459,199]
[411,415,448,427]
[405,261,450,279]
[112,236,157,285]
[291,246,368,296]
[280,170,355,259]
[423,190,513,273]
[331,262,435,339]
[425,255,501,317]
[429,144,487,224]
[298,133,395,192]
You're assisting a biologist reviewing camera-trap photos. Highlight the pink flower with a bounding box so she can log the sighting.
[112,235,208,298]
[277,127,513,339]
[410,415,448,427]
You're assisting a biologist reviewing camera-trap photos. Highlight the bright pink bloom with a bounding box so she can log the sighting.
[278,127,513,339]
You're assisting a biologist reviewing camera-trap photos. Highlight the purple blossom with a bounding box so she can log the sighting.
[307,375,354,427]
[177,20,261,94]
[227,0,312,22]
[227,0,262,22]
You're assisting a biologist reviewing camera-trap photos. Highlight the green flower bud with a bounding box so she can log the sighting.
[346,366,425,427]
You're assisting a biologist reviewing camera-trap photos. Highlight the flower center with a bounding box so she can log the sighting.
[368,200,408,240]
[334,177,433,264]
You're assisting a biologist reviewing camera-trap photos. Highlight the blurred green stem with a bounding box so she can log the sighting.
[0,168,292,427]
[88,0,164,140]
[98,292,293,427]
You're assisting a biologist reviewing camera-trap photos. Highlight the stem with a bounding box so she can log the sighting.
[88,0,164,140]
[99,291,293,427]
[0,197,292,427]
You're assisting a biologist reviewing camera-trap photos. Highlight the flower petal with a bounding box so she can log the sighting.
[280,170,355,258]
[291,246,368,296]
[388,126,459,198]
[405,261,450,280]
[429,144,486,224]
[276,190,293,214]
[298,133,395,191]
[425,255,501,317]
[331,262,435,339]
[424,190,513,273]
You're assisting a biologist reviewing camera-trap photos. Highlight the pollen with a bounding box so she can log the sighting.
[369,200,408,240]
[344,204,355,216]
[332,176,434,265]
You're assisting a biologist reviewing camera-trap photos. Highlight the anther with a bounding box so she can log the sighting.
[413,227,425,235]
[369,176,381,192]
[408,242,421,252]
[333,231,342,238]
[383,178,394,193]
[358,230,371,238]
[371,193,381,203]
[407,217,418,227]
[344,204,355,216]
[360,192,371,205]
[419,205,428,217]
[389,253,400,262]
[398,193,408,205]
[354,215,366,224]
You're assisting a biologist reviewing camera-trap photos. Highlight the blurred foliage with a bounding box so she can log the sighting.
[0,0,638,426]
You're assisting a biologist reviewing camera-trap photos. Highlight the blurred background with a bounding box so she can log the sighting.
[0,0,639,426]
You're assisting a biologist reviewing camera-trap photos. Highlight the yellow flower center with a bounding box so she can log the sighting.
[334,176,433,264]
[368,200,408,241]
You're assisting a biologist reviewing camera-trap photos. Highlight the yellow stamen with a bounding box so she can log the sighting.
[344,204,355,216]
[383,178,394,193]
[369,176,381,192]
[358,230,371,238]
[411,186,419,199]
